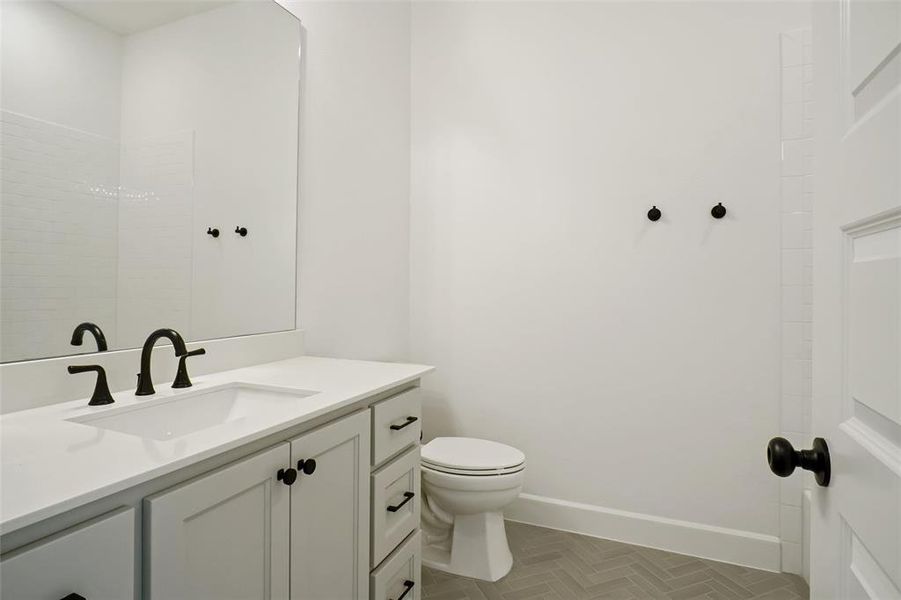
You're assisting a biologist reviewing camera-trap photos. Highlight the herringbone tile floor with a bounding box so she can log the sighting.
[421,522,809,600]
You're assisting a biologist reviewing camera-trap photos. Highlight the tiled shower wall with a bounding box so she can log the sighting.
[0,111,119,362]
[779,27,813,577]
[116,132,194,349]
[0,112,195,361]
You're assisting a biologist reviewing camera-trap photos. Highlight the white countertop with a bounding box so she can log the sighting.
[0,355,433,536]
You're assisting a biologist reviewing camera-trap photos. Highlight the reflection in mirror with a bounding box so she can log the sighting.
[0,0,300,363]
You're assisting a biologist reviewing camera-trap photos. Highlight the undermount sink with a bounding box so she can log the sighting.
[69,384,318,441]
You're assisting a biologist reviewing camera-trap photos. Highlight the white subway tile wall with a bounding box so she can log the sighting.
[779,28,813,577]
[116,132,194,349]
[0,110,119,362]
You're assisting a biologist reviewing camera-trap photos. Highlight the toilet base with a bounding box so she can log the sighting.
[422,511,513,582]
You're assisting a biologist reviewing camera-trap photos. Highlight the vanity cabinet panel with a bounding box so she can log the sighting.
[371,388,421,466]
[371,446,421,568]
[370,531,421,600]
[144,443,291,600]
[290,410,370,600]
[0,507,135,600]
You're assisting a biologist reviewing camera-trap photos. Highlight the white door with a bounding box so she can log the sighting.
[145,444,291,600]
[811,0,901,598]
[290,410,370,600]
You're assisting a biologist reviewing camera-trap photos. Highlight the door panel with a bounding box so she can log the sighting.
[812,0,901,598]
[290,410,370,600]
[145,444,291,600]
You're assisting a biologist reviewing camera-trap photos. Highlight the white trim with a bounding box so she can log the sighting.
[505,493,781,572]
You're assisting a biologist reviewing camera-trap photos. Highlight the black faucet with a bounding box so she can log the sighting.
[173,348,206,388]
[68,365,115,406]
[136,328,187,396]
[71,322,108,352]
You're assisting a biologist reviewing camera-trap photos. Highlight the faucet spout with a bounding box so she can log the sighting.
[71,322,108,352]
[136,328,187,396]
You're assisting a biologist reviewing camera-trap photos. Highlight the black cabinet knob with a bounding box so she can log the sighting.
[277,467,298,486]
[297,458,317,475]
[711,203,727,219]
[207,227,220,238]
[647,206,661,222]
[235,226,248,237]
[767,437,831,487]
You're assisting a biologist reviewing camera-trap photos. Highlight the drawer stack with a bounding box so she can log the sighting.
[369,387,423,600]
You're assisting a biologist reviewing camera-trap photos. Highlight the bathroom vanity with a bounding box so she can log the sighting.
[0,356,432,600]
[0,1,435,596]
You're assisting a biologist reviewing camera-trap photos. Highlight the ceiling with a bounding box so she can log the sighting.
[55,0,234,35]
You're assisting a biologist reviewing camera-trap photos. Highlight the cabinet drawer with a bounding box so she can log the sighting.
[371,446,421,567]
[372,388,421,466]
[371,531,421,600]
[1,507,135,600]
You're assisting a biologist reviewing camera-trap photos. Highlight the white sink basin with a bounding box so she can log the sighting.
[69,384,318,441]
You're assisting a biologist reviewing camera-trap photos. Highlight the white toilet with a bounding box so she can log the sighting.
[420,437,526,582]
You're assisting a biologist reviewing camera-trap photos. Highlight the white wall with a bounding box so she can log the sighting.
[288,1,411,362]
[0,1,122,362]
[0,1,122,138]
[119,1,300,345]
[410,1,810,566]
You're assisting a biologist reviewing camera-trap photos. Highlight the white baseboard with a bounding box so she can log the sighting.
[505,493,781,572]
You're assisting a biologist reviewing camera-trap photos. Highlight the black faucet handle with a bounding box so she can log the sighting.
[172,348,206,389]
[68,365,115,406]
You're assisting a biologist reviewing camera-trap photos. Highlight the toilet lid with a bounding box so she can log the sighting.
[421,437,525,472]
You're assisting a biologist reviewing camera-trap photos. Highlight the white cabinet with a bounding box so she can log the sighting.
[371,447,420,567]
[371,531,421,600]
[371,388,422,466]
[290,410,370,600]
[0,507,135,600]
[145,443,291,600]
[145,410,371,600]
[368,389,422,593]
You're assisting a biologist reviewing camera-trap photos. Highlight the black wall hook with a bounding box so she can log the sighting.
[711,203,727,219]
[207,227,220,238]
[647,206,661,222]
[235,226,248,237]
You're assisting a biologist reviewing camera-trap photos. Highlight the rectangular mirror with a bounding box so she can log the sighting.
[1,0,300,363]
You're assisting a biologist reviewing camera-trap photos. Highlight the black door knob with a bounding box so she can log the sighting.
[235,226,248,237]
[647,206,662,222]
[298,458,317,475]
[277,467,298,486]
[711,202,727,219]
[767,437,831,487]
[207,227,220,238]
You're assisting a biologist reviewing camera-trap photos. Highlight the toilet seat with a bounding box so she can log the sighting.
[421,462,525,477]
[422,437,525,477]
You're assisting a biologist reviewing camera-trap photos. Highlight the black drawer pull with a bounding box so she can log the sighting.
[61,595,86,600]
[390,416,418,431]
[387,491,415,512]
[391,580,415,600]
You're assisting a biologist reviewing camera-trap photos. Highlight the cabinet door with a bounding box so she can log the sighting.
[290,410,370,600]
[0,507,135,600]
[145,443,291,600]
